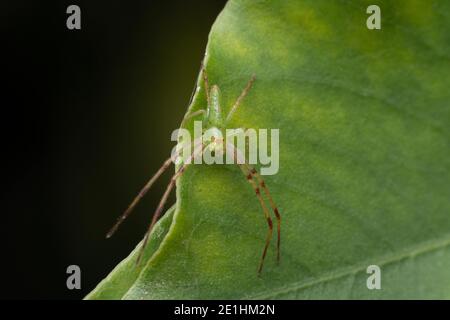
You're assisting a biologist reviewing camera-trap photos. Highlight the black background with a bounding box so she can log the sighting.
[1,0,227,299]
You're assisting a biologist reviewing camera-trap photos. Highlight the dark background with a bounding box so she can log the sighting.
[1,0,227,299]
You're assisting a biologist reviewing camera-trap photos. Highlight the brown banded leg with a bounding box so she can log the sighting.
[106,139,202,238]
[225,141,274,274]
[135,162,188,265]
[136,143,204,265]
[239,164,273,274]
[106,156,175,238]
[244,164,281,264]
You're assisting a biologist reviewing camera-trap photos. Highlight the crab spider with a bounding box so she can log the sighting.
[106,66,281,274]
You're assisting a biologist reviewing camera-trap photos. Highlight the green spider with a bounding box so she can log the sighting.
[107,66,281,274]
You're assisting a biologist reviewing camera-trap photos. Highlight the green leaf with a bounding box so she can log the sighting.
[87,0,450,299]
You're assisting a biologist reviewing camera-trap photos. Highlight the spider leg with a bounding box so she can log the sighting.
[106,156,174,239]
[225,74,256,123]
[179,59,207,129]
[106,138,202,238]
[225,141,272,274]
[180,109,205,128]
[136,142,204,265]
[240,164,273,275]
[187,59,205,107]
[244,164,281,264]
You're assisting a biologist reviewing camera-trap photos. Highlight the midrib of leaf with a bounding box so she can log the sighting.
[246,233,450,299]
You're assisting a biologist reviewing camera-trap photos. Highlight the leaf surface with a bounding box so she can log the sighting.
[88,0,450,299]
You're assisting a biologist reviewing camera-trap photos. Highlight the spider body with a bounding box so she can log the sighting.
[205,85,223,128]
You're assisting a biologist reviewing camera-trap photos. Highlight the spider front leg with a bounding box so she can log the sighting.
[106,138,202,239]
[136,141,204,265]
[180,109,205,128]
[106,156,180,239]
[226,74,256,122]
[179,64,213,129]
